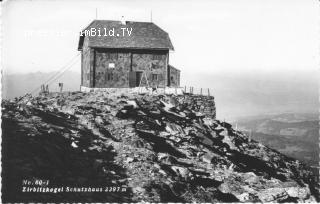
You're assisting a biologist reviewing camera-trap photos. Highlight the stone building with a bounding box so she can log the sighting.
[78,19,180,88]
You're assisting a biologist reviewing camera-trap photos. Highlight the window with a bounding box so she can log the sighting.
[107,53,118,60]
[108,63,115,69]
[152,54,162,60]
[152,74,158,81]
[107,73,114,81]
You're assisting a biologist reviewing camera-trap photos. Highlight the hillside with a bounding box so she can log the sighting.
[234,114,319,167]
[182,70,318,120]
[1,91,319,203]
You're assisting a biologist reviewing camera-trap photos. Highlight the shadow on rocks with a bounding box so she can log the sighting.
[2,108,132,203]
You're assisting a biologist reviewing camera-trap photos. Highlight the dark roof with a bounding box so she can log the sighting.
[78,20,174,51]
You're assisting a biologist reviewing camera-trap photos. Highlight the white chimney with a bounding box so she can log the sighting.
[121,16,126,25]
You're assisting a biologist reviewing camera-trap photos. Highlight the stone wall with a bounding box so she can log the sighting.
[169,66,180,87]
[79,85,215,118]
[81,37,92,87]
[91,49,168,88]
[168,94,216,119]
[131,53,167,87]
[95,51,131,88]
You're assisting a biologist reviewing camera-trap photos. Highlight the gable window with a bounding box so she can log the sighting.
[152,74,158,81]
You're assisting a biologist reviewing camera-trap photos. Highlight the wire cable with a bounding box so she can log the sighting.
[18,53,80,101]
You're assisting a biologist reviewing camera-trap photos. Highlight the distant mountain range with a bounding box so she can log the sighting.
[234,113,319,167]
[2,69,318,122]
[2,71,81,99]
[181,70,319,121]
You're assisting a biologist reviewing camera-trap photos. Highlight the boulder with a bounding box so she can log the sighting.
[171,166,189,178]
[258,188,289,202]
[285,186,310,199]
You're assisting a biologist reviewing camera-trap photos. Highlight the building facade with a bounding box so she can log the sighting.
[78,20,180,88]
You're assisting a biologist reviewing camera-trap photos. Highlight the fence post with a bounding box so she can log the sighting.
[208,88,210,96]
[200,88,202,95]
[185,86,186,93]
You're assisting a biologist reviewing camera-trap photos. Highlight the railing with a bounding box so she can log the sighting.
[181,86,213,96]
[80,85,213,96]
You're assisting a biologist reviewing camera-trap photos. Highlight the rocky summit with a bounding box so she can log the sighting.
[2,90,319,203]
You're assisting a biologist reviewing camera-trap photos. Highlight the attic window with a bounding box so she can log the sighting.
[109,63,115,69]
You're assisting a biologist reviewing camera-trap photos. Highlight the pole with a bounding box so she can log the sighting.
[59,83,63,92]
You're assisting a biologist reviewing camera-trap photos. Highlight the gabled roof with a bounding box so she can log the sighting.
[169,64,180,72]
[78,20,174,51]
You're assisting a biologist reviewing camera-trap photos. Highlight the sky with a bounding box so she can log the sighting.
[2,0,320,76]
[2,0,319,120]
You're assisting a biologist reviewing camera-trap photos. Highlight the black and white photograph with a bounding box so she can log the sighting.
[1,0,319,202]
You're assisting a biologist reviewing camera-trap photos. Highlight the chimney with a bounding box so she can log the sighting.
[121,16,126,25]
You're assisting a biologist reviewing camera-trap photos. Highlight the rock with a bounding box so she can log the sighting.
[201,153,213,164]
[218,129,229,137]
[71,141,78,148]
[222,136,239,151]
[1,92,318,203]
[242,172,259,184]
[221,121,232,129]
[236,192,250,202]
[285,186,310,199]
[94,116,104,125]
[165,123,183,134]
[160,100,175,110]
[125,157,135,163]
[195,112,204,117]
[202,117,216,126]
[157,153,168,161]
[171,166,189,178]
[159,169,167,176]
[126,100,139,109]
[133,186,145,194]
[258,188,289,202]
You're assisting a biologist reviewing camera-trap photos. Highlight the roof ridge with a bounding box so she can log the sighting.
[94,19,154,24]
[78,19,174,50]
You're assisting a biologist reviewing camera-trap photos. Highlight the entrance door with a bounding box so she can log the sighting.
[129,72,136,87]
[136,71,143,86]
[129,71,143,87]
